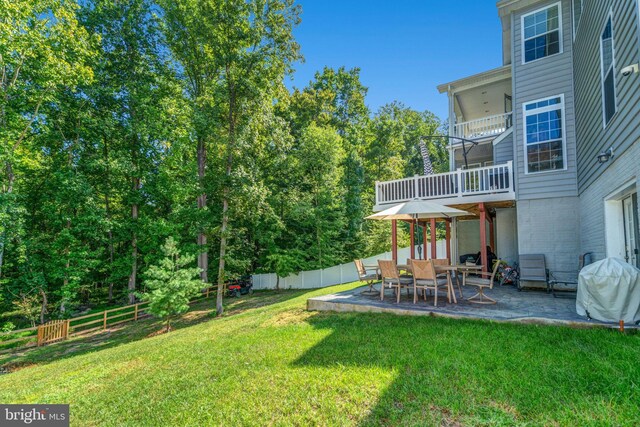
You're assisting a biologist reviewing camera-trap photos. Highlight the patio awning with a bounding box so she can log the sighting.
[365,200,472,220]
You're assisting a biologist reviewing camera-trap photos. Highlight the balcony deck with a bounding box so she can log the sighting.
[374,161,515,211]
[453,112,512,141]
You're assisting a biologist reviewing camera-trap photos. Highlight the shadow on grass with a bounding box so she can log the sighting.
[0,289,308,372]
[294,311,640,425]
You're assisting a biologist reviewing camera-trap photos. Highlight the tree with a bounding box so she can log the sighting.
[0,0,95,279]
[142,237,202,332]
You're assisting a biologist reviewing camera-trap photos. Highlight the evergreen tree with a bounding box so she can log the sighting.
[142,237,202,332]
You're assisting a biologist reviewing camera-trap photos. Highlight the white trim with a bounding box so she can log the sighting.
[493,127,513,146]
[600,10,617,129]
[522,94,568,175]
[521,2,563,65]
[604,180,637,260]
[572,0,583,40]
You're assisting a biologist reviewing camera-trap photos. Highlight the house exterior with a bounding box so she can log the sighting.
[373,0,640,281]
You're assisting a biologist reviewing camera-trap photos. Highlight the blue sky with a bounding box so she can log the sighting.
[287,1,504,121]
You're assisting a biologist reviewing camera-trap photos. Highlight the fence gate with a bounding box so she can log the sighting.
[37,320,70,346]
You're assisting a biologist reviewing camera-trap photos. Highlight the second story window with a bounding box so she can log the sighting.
[524,96,566,173]
[522,3,562,63]
[601,15,616,126]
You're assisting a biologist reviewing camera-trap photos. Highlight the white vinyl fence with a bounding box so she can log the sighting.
[252,241,447,290]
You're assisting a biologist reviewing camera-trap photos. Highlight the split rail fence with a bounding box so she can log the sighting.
[0,286,217,353]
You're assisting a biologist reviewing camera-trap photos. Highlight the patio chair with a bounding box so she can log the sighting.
[378,260,413,303]
[548,252,593,298]
[410,259,450,306]
[462,259,502,304]
[516,254,549,292]
[354,259,380,293]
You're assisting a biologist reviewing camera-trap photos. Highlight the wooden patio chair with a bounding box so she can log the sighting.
[410,259,451,306]
[354,259,380,293]
[462,259,502,304]
[378,260,413,303]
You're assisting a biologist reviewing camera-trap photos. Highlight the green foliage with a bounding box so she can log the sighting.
[141,237,202,331]
[0,0,446,322]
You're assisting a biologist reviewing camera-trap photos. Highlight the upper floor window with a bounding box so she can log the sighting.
[601,15,616,126]
[524,96,566,173]
[522,3,562,63]
[573,0,583,39]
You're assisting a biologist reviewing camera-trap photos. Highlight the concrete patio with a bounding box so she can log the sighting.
[307,282,632,328]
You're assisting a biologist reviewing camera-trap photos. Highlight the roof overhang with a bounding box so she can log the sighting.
[437,65,511,95]
[496,0,546,64]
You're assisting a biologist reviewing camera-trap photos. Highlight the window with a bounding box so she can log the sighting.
[523,96,565,173]
[572,0,582,39]
[600,15,616,126]
[522,3,562,63]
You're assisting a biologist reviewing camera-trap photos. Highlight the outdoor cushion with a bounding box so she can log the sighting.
[387,277,413,285]
[360,273,378,280]
[465,277,492,286]
[415,278,448,286]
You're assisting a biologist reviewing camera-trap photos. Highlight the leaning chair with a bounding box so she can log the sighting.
[354,259,380,294]
[548,252,593,298]
[516,254,549,292]
[378,260,413,303]
[462,259,502,304]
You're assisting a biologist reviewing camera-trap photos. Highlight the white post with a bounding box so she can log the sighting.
[414,174,419,199]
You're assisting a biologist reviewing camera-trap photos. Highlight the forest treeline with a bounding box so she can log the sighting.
[0,0,446,324]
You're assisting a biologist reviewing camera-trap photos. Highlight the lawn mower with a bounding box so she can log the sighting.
[226,275,253,298]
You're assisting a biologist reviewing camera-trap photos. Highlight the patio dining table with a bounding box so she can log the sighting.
[396,263,484,303]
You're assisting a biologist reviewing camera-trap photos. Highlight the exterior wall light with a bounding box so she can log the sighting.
[597,147,614,163]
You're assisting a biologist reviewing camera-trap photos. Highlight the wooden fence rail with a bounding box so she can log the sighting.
[0,286,217,353]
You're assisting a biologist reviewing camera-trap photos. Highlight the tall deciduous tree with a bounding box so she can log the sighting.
[0,0,95,313]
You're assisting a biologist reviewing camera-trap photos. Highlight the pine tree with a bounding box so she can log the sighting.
[142,237,202,332]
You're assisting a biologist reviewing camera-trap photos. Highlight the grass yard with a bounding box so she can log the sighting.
[1,282,639,426]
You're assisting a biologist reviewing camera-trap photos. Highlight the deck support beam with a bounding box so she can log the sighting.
[410,220,415,260]
[422,222,428,259]
[479,202,488,272]
[391,219,398,262]
[430,218,437,259]
[445,219,451,262]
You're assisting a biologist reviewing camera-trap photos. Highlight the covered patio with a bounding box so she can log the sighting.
[307,283,628,328]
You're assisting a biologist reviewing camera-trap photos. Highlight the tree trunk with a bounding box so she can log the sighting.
[103,137,115,302]
[216,72,236,316]
[39,289,48,324]
[128,179,139,304]
[197,137,208,283]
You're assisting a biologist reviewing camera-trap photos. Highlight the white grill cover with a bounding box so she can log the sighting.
[576,258,640,323]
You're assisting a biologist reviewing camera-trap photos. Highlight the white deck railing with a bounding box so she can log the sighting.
[375,161,515,206]
[453,112,512,140]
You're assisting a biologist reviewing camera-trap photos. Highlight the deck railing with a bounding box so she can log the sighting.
[453,112,512,140]
[375,161,514,206]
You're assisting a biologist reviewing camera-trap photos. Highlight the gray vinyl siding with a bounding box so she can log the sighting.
[573,0,640,193]
[511,0,579,200]
[493,131,514,164]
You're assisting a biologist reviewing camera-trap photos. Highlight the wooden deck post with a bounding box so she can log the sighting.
[410,220,415,260]
[489,217,495,252]
[430,218,437,259]
[479,202,488,272]
[391,219,398,262]
[445,219,451,262]
[422,222,428,259]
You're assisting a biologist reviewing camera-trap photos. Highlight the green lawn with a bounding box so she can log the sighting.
[1,283,639,426]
